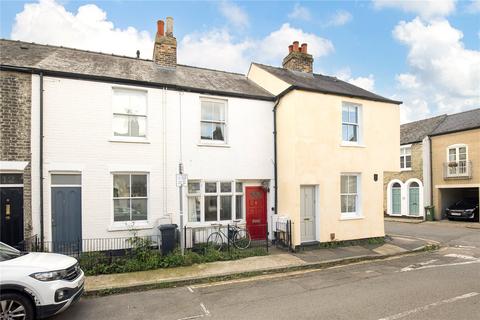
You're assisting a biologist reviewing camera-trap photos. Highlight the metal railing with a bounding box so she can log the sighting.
[16,234,161,257]
[184,223,269,253]
[273,219,294,252]
[443,160,472,179]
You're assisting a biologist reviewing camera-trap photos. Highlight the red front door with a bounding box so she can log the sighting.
[245,187,267,240]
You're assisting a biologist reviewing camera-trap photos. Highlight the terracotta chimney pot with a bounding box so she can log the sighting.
[157,20,164,37]
[301,43,307,53]
[292,41,299,52]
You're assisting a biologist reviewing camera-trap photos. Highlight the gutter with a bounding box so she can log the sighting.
[39,72,44,248]
[0,65,275,102]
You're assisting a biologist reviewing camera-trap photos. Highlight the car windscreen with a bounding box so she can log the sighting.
[0,242,22,261]
[454,199,478,208]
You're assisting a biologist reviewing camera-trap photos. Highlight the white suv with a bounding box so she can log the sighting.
[0,242,84,319]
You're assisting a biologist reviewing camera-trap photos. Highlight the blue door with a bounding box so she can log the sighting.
[52,187,82,253]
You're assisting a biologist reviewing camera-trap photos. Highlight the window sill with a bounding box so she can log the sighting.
[339,215,364,221]
[340,142,366,148]
[185,220,245,227]
[400,168,412,172]
[108,221,153,231]
[109,137,150,144]
[197,142,230,148]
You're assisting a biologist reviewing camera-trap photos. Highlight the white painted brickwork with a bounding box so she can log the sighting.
[31,76,274,240]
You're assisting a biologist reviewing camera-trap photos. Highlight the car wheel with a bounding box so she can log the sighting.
[0,292,34,320]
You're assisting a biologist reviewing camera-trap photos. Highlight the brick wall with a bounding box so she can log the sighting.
[153,36,177,68]
[0,70,32,237]
[282,52,313,73]
[383,142,423,213]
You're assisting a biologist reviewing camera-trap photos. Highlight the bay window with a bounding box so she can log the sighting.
[187,181,244,223]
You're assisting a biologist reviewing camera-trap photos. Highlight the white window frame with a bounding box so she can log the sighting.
[341,102,363,146]
[111,88,148,142]
[111,172,149,224]
[446,144,468,177]
[400,145,412,171]
[340,173,362,219]
[187,180,244,224]
[199,97,228,145]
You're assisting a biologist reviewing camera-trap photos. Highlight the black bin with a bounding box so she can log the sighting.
[158,224,178,255]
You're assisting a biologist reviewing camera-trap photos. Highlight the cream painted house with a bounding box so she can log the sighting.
[248,42,401,246]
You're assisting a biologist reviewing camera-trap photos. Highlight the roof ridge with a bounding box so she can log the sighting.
[1,39,248,77]
[444,107,480,118]
[0,38,154,62]
[402,114,447,127]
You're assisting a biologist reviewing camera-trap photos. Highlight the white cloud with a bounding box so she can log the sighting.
[219,1,249,29]
[179,23,334,72]
[10,1,334,74]
[325,10,353,27]
[288,3,311,21]
[373,0,457,19]
[336,68,375,91]
[466,0,480,13]
[11,0,153,58]
[392,18,480,122]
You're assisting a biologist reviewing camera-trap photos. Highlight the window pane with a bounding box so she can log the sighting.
[188,196,201,222]
[341,195,348,213]
[113,115,129,137]
[349,107,358,124]
[400,156,405,168]
[349,125,357,142]
[131,175,147,197]
[0,174,23,185]
[212,124,225,141]
[220,196,232,220]
[405,147,411,155]
[341,176,348,193]
[51,174,81,185]
[236,195,243,219]
[205,196,217,221]
[131,199,148,221]
[342,124,349,141]
[201,101,214,121]
[400,148,405,156]
[188,182,200,194]
[448,149,456,161]
[114,199,131,221]
[348,176,357,193]
[129,92,147,115]
[221,182,232,193]
[236,182,243,193]
[342,107,349,123]
[347,195,357,212]
[212,102,225,121]
[113,175,130,197]
[459,147,466,154]
[405,155,411,168]
[130,116,146,137]
[205,182,217,193]
[201,122,213,140]
[113,91,130,114]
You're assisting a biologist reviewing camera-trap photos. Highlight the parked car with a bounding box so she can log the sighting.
[446,198,479,221]
[0,242,84,319]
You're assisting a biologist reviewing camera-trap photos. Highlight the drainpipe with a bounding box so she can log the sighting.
[39,72,44,248]
[429,136,434,218]
[273,100,279,216]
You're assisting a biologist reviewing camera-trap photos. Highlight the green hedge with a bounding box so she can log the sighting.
[79,246,268,276]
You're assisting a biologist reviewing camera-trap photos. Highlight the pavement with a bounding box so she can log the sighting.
[83,235,434,295]
[52,221,480,320]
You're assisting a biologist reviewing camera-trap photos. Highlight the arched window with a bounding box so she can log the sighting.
[391,182,401,215]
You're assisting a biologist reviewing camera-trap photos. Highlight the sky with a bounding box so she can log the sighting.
[1,0,479,123]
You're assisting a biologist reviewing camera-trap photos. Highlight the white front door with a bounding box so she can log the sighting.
[300,186,316,242]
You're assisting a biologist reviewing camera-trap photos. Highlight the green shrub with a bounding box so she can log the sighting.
[79,240,268,276]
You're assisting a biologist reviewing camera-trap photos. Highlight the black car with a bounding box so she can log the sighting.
[446,198,479,221]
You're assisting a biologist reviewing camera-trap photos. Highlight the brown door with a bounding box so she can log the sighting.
[245,187,267,240]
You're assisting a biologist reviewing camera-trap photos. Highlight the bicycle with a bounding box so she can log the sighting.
[206,220,251,251]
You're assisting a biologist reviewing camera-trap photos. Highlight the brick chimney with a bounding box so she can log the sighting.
[153,17,177,68]
[282,41,313,73]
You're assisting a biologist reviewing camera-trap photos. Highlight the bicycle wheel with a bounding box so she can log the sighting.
[233,228,251,249]
[207,232,224,251]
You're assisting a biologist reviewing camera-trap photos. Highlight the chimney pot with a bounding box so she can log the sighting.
[288,45,293,53]
[157,20,164,37]
[292,41,299,52]
[166,17,174,36]
[301,43,307,53]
